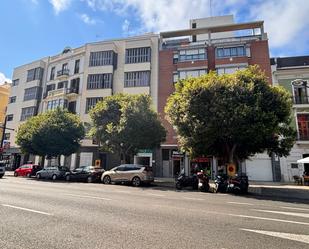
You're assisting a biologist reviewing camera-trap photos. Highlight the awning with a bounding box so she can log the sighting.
[297,157,309,163]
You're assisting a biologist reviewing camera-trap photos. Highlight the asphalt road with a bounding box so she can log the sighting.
[0,176,308,249]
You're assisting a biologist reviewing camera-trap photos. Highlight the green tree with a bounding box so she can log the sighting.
[16,108,85,165]
[90,94,166,163]
[165,66,296,166]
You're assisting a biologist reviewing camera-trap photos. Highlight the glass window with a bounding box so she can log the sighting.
[89,51,114,67]
[27,67,43,82]
[9,96,16,104]
[74,59,80,74]
[124,71,150,87]
[24,87,40,101]
[85,97,103,113]
[125,47,151,64]
[216,46,246,58]
[12,79,19,86]
[178,48,206,62]
[87,74,112,89]
[50,67,55,80]
[20,107,36,121]
[178,69,207,80]
[6,114,13,121]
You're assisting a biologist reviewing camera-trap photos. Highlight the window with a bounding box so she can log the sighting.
[85,97,103,113]
[24,87,40,101]
[216,46,245,58]
[173,53,179,64]
[216,66,247,75]
[50,67,55,80]
[173,72,178,83]
[293,81,308,104]
[297,114,309,140]
[70,78,80,93]
[47,99,67,110]
[192,22,196,28]
[9,96,16,104]
[178,48,206,62]
[87,74,112,89]
[12,79,19,86]
[291,163,299,169]
[57,81,68,89]
[178,69,207,80]
[6,114,13,121]
[4,133,10,140]
[124,71,150,87]
[26,67,43,82]
[62,63,68,71]
[74,59,80,74]
[20,106,36,121]
[125,47,151,64]
[89,51,114,67]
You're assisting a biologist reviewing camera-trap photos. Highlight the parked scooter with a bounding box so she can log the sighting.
[214,175,228,193]
[227,174,249,194]
[175,169,198,190]
[197,170,210,192]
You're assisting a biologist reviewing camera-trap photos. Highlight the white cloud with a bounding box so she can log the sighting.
[0,73,11,85]
[248,0,309,49]
[49,0,72,14]
[80,13,97,25]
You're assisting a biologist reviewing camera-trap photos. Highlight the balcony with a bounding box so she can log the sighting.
[292,96,309,107]
[43,87,79,100]
[57,69,70,80]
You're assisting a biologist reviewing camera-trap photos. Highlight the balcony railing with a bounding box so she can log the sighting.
[298,135,309,141]
[43,87,79,99]
[293,96,309,104]
[66,88,79,94]
[57,69,70,77]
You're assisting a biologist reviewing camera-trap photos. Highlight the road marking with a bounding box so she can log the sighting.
[64,194,112,201]
[241,228,309,245]
[146,193,165,197]
[252,209,309,218]
[182,197,204,201]
[227,202,254,206]
[1,204,53,216]
[229,214,309,226]
[280,206,309,212]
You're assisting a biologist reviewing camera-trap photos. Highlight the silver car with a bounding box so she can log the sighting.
[36,166,70,180]
[101,164,154,187]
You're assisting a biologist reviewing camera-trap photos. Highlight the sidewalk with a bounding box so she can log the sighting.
[154,178,309,200]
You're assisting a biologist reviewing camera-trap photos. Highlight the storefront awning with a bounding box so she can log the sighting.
[297,157,309,163]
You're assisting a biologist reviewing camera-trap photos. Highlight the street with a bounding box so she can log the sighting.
[0,176,308,249]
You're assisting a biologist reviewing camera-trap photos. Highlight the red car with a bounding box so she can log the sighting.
[14,164,42,177]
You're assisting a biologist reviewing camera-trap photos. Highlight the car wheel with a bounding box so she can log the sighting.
[14,172,18,177]
[65,175,70,181]
[26,173,31,178]
[87,176,93,183]
[36,173,41,179]
[52,174,57,181]
[0,174,3,178]
[103,175,111,184]
[132,176,141,187]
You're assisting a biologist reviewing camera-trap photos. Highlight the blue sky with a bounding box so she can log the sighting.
[1,0,309,83]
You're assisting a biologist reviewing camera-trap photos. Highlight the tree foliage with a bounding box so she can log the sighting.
[16,108,85,160]
[165,66,296,164]
[89,94,166,162]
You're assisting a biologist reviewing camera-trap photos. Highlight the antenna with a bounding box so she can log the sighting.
[209,0,213,17]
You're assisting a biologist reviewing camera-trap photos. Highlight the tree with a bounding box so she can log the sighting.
[16,108,85,165]
[89,94,166,163]
[165,66,296,166]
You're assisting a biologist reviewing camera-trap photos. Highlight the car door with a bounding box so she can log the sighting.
[73,167,84,180]
[112,165,126,182]
[40,168,48,178]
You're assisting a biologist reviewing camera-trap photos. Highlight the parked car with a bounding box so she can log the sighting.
[0,161,5,178]
[65,166,104,183]
[101,164,154,187]
[36,166,71,180]
[14,164,43,177]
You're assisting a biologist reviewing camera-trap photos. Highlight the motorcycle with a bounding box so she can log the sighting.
[197,171,210,192]
[214,175,228,193]
[227,174,249,194]
[175,170,198,190]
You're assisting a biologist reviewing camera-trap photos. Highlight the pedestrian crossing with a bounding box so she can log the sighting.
[228,201,309,246]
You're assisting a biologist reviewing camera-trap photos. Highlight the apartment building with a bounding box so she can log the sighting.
[6,33,159,169]
[271,56,309,182]
[156,15,273,179]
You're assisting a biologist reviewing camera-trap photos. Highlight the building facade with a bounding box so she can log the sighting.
[0,82,11,147]
[6,34,159,169]
[272,56,309,182]
[156,16,273,179]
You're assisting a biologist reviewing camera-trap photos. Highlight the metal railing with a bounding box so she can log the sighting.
[293,96,309,104]
[57,69,70,77]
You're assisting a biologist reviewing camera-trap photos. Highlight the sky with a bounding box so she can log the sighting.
[1,0,309,84]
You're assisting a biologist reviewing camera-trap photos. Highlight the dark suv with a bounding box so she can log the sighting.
[65,166,105,183]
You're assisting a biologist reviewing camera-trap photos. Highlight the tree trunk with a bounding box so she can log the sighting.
[58,155,61,166]
[40,155,45,167]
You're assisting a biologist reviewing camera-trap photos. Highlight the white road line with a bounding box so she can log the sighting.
[64,194,112,201]
[252,209,309,218]
[146,193,165,197]
[241,228,309,245]
[227,202,254,206]
[1,204,53,216]
[183,197,204,201]
[280,206,309,212]
[229,214,309,226]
